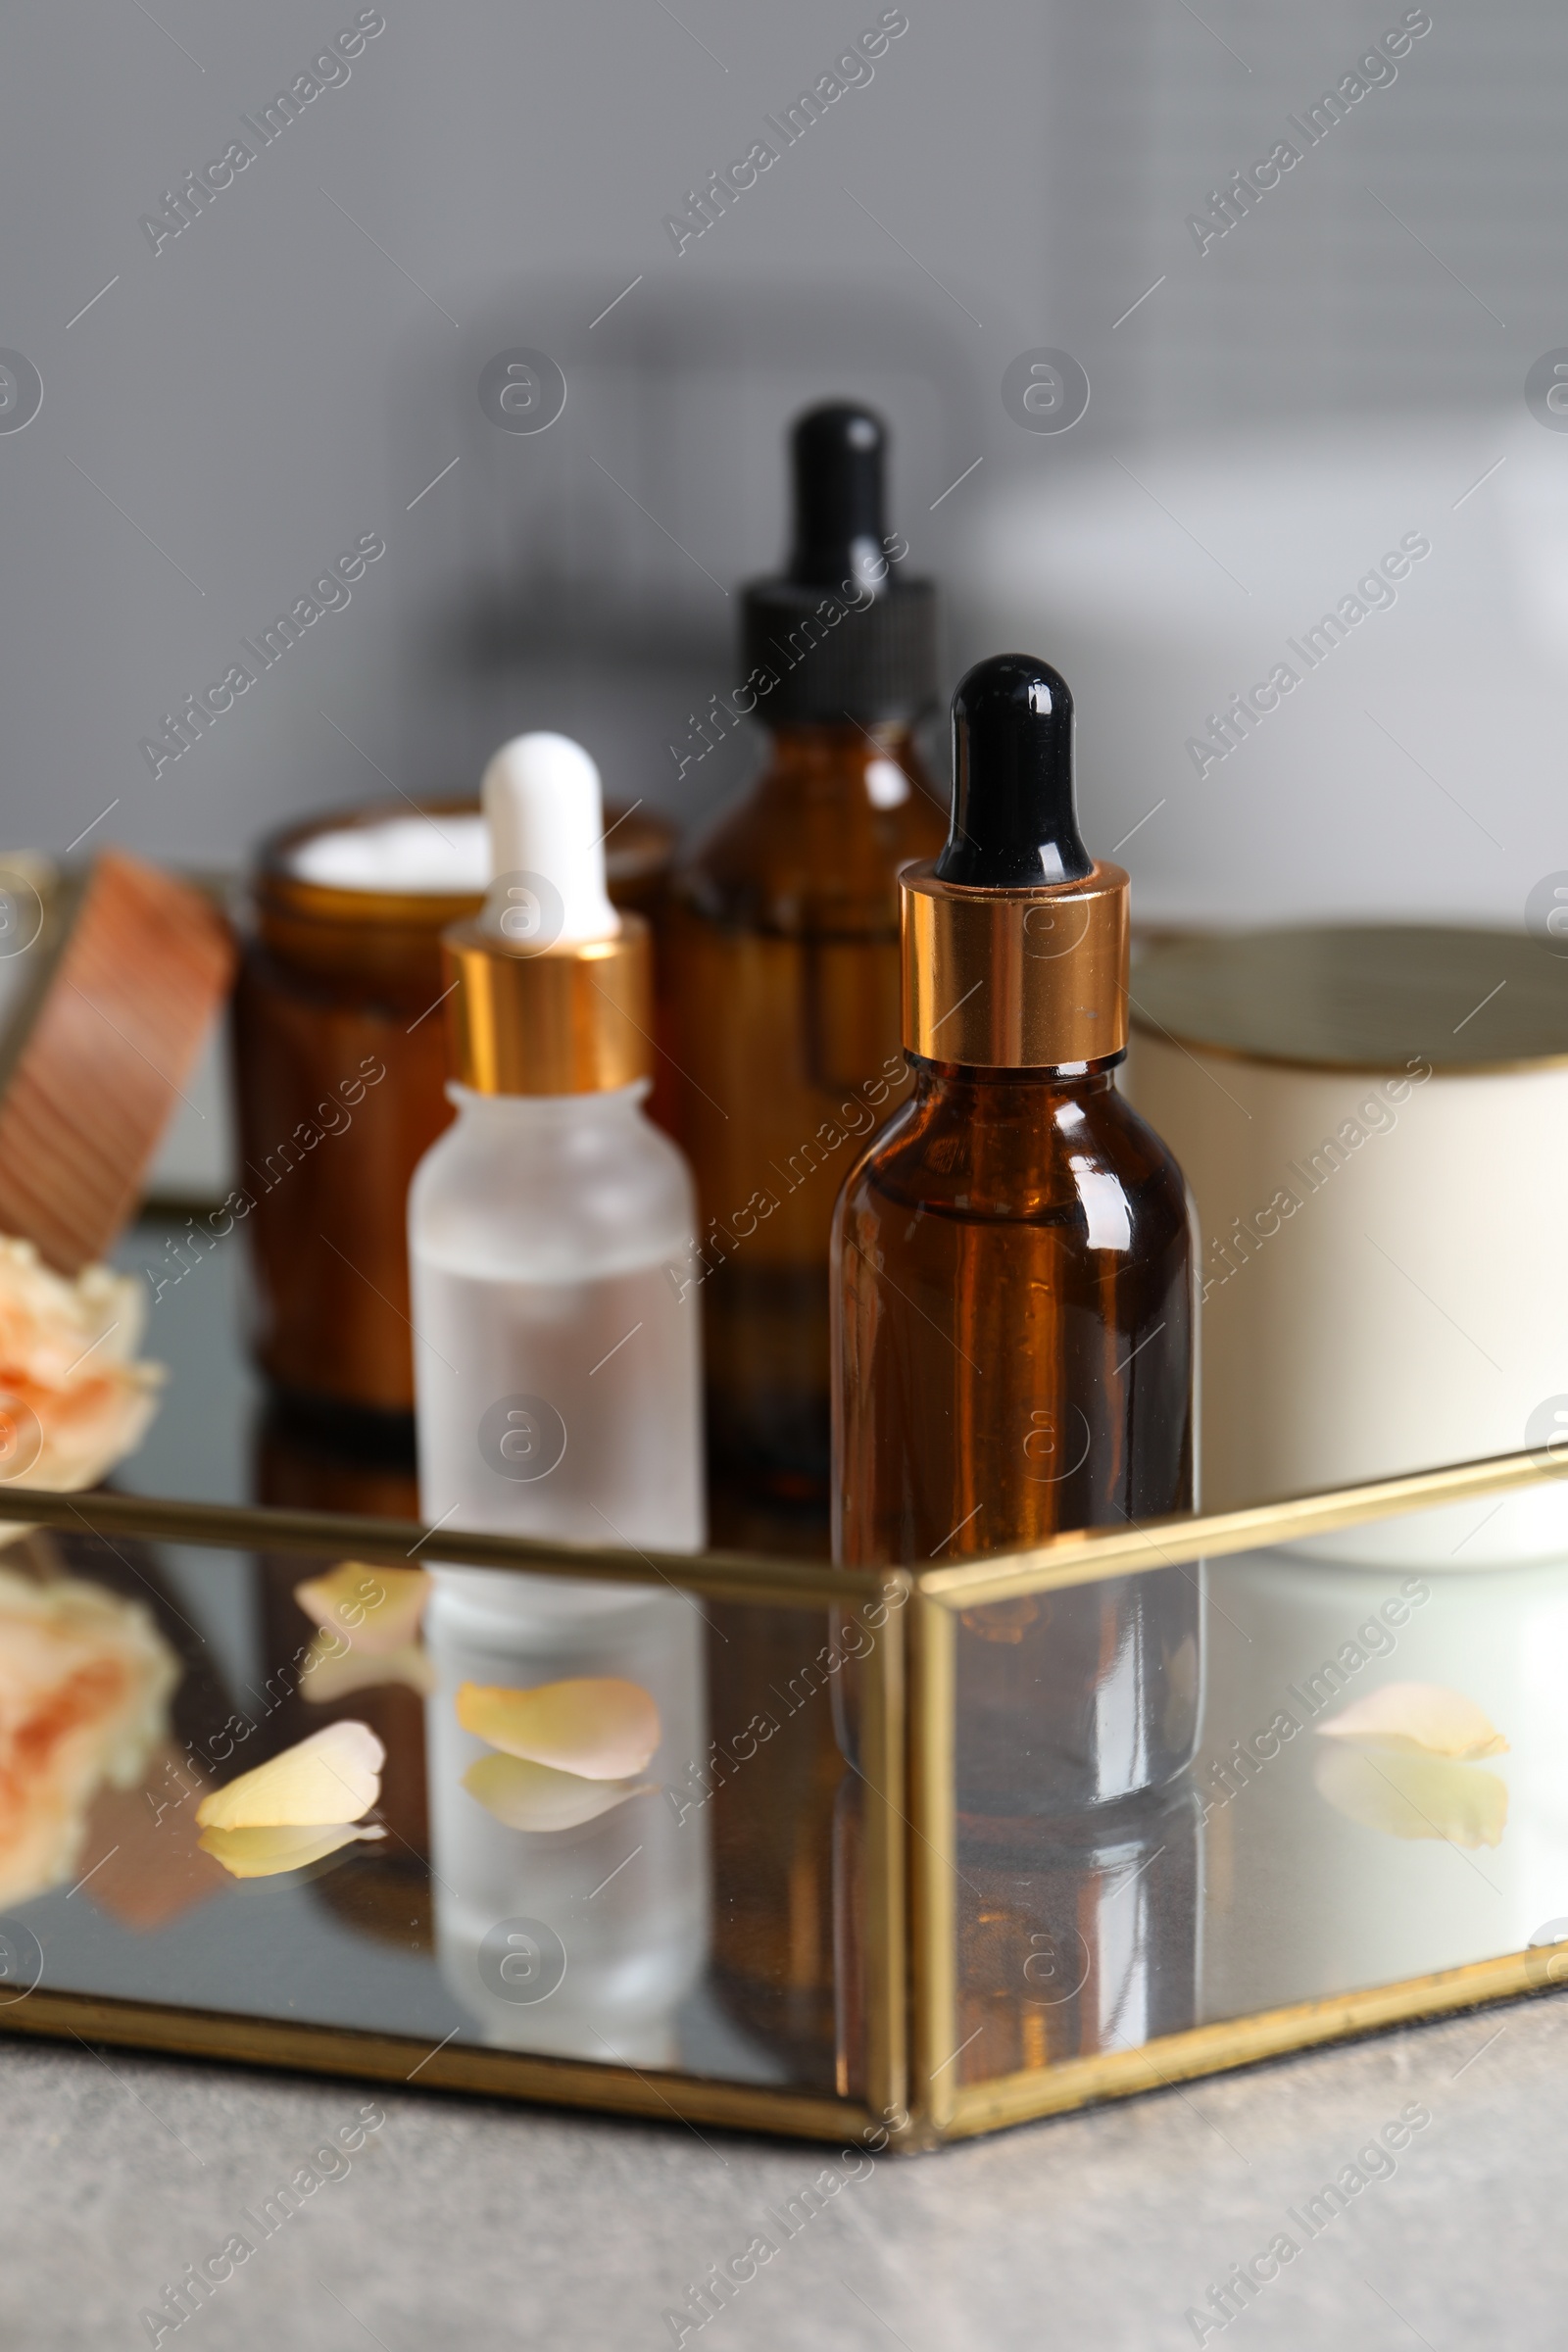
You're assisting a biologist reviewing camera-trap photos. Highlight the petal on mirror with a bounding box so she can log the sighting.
[1314,1681,1508,1761]
[195,1720,385,1831]
[293,1563,431,1654]
[455,1677,661,1780]
[198,1820,387,1879]
[299,1630,436,1702]
[461,1750,653,1833]
[1314,1744,1508,1847]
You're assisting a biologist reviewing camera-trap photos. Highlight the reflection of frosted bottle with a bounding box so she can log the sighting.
[422,1576,707,2062]
[408,732,708,2056]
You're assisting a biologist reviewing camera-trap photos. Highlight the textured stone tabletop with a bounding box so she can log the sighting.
[5,1990,1565,2350]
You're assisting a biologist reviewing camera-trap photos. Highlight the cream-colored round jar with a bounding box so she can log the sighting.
[1125,925,1568,1566]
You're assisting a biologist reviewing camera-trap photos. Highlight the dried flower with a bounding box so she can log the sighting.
[0,1564,178,1906]
[0,1237,164,1529]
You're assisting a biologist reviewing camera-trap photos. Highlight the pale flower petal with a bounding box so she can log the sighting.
[195,1721,384,1831]
[299,1629,436,1702]
[292,1563,430,1655]
[198,1821,387,1880]
[1314,1744,1508,1847]
[462,1751,653,1832]
[1314,1681,1508,1761]
[455,1677,661,1780]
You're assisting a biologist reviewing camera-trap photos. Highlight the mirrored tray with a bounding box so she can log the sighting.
[0,1213,1563,2149]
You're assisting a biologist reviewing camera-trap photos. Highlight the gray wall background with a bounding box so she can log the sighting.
[2,0,1563,924]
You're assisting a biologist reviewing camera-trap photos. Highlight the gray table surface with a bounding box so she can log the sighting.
[5,1987,1563,2350]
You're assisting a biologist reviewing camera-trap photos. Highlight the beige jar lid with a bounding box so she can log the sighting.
[1130,925,1568,1076]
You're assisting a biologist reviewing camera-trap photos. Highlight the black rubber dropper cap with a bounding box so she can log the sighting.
[741,401,936,725]
[935,654,1093,888]
[788,404,889,593]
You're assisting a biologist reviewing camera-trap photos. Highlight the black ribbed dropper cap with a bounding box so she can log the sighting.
[742,401,936,726]
[935,654,1093,888]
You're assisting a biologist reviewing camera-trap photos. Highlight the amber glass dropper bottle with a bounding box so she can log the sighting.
[663,402,946,1496]
[833,653,1200,1819]
[662,404,943,2085]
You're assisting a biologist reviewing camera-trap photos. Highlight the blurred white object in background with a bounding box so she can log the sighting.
[958,412,1565,927]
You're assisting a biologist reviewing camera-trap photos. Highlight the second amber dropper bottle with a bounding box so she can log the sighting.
[834,653,1201,1819]
[662,402,946,1496]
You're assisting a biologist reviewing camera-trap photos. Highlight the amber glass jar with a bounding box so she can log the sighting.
[233,797,671,1420]
[663,720,945,1485]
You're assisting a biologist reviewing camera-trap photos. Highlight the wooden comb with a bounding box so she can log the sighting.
[0,848,235,1272]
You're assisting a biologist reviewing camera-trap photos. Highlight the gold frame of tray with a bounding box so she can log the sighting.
[0,1446,1562,2153]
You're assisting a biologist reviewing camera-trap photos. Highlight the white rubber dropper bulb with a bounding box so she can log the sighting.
[481,731,620,946]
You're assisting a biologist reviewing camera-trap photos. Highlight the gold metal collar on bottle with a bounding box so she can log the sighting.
[900,859,1130,1069]
[442,912,653,1096]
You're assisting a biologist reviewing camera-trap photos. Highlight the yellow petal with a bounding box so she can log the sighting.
[292,1563,430,1654]
[455,1677,661,1780]
[1314,1681,1508,1761]
[1314,1744,1508,1847]
[462,1751,652,1832]
[197,1821,387,1879]
[299,1630,436,1702]
[195,1721,384,1831]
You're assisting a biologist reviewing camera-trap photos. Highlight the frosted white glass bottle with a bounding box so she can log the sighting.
[409,732,708,2059]
[410,1079,704,1573]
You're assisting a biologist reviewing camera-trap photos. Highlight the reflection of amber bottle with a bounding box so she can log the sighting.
[834,655,1200,1817]
[663,404,945,1491]
[835,1780,1202,2102]
[704,1480,841,2089]
[953,1784,1201,2087]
